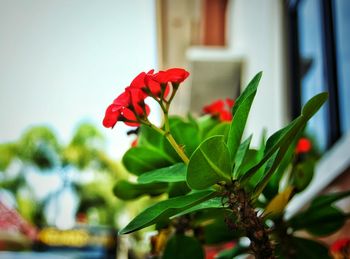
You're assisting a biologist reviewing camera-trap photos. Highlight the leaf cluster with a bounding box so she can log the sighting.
[113,73,348,258]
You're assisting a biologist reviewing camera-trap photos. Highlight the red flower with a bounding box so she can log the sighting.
[129,70,170,99]
[126,87,147,115]
[203,98,235,122]
[226,98,235,108]
[113,91,130,106]
[103,87,150,128]
[123,105,150,126]
[331,238,350,252]
[203,100,225,114]
[153,68,190,85]
[145,73,170,98]
[219,110,232,121]
[295,137,312,154]
[103,68,189,129]
[130,70,152,93]
[103,104,122,128]
[130,71,149,89]
[330,238,350,258]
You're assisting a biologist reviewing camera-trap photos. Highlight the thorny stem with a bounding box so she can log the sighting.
[272,218,294,259]
[224,183,276,259]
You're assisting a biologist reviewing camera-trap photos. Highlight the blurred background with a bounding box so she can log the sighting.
[0,0,349,258]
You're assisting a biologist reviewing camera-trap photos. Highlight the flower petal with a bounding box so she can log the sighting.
[153,68,190,84]
[103,104,122,128]
[122,108,140,126]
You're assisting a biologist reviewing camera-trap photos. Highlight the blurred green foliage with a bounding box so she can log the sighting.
[0,122,124,228]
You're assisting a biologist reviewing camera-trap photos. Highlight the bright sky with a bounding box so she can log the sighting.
[0,0,158,159]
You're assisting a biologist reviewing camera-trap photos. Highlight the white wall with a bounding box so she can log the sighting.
[229,0,287,143]
[0,0,158,158]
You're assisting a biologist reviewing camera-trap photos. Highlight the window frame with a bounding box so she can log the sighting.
[284,0,350,216]
[286,0,341,149]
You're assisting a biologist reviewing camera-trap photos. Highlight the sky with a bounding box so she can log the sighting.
[0,0,158,159]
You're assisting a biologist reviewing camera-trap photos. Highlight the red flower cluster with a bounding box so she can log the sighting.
[103,68,189,128]
[295,137,312,154]
[203,98,235,122]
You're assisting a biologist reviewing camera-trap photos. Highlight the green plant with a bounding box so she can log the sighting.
[0,123,121,227]
[104,69,349,258]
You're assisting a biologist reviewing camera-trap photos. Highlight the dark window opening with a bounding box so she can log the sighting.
[286,0,349,152]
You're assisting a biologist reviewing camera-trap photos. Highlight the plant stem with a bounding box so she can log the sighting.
[225,185,275,259]
[149,124,190,165]
[166,84,179,107]
[273,217,294,259]
[165,132,189,165]
[146,84,190,165]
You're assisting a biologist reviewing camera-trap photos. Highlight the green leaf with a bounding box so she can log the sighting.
[163,234,204,259]
[122,147,174,175]
[227,72,262,162]
[187,112,199,128]
[119,190,216,234]
[301,92,329,119]
[265,120,298,155]
[113,180,168,200]
[168,181,191,197]
[292,159,315,192]
[253,141,296,197]
[309,190,350,209]
[0,177,25,193]
[233,135,252,178]
[187,136,231,190]
[263,138,297,200]
[0,143,17,171]
[289,206,347,236]
[204,122,231,141]
[232,72,262,116]
[162,137,183,162]
[197,116,220,139]
[138,124,164,149]
[137,163,187,184]
[289,190,350,236]
[19,126,61,169]
[285,237,330,259]
[169,116,201,156]
[171,197,225,218]
[239,118,302,184]
[203,213,242,244]
[241,92,327,195]
[216,244,249,259]
[306,207,347,236]
[238,149,261,181]
[70,123,103,146]
[137,124,182,162]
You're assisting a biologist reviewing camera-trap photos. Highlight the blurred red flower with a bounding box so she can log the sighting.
[203,98,235,122]
[295,137,312,154]
[330,238,350,259]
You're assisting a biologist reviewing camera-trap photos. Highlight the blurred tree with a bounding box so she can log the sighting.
[0,122,123,229]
